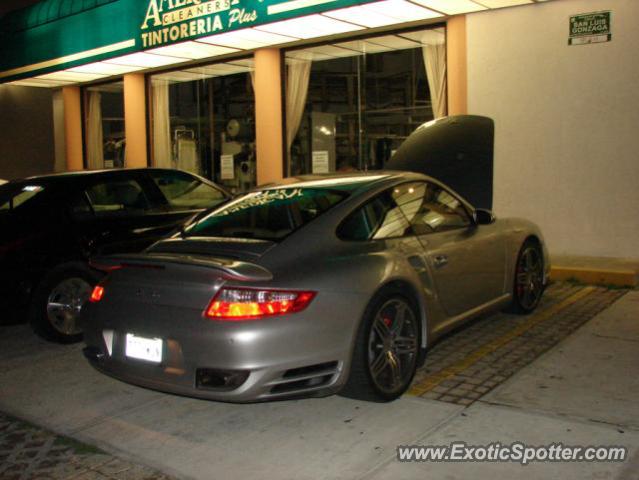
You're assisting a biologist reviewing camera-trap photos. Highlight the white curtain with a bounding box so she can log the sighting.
[152,80,173,168]
[286,59,312,154]
[423,44,447,119]
[86,91,104,170]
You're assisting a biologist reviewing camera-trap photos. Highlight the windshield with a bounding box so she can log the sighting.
[184,187,347,241]
[0,184,46,213]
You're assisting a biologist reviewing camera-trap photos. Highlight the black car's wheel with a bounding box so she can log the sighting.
[510,240,545,314]
[29,262,102,344]
[342,289,420,402]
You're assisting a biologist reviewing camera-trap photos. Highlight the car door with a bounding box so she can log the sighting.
[393,181,506,318]
[337,188,435,297]
[69,172,179,255]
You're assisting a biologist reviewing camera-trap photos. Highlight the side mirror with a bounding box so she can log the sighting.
[474,208,495,225]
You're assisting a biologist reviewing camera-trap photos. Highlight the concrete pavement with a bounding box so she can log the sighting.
[1,288,638,479]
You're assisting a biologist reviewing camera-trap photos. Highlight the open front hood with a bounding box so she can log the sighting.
[386,115,494,210]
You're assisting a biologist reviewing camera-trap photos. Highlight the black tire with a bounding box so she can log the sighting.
[29,262,102,344]
[509,240,545,314]
[341,288,421,402]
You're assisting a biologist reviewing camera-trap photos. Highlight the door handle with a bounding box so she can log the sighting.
[432,254,448,268]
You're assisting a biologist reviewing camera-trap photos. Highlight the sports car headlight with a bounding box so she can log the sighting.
[204,288,316,321]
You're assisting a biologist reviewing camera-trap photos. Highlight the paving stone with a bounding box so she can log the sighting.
[410,283,627,407]
[0,412,177,480]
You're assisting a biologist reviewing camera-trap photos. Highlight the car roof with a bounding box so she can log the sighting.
[259,171,426,192]
[19,167,177,183]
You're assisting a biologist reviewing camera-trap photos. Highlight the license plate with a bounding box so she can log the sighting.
[125,333,163,363]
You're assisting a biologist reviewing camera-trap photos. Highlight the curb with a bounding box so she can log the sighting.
[550,266,637,288]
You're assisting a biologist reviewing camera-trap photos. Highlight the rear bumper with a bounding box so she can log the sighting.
[82,291,368,402]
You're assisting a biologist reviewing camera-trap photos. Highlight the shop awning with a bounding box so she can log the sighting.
[3,0,119,33]
[0,0,542,87]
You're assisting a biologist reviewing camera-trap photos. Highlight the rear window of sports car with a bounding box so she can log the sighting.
[184,188,347,241]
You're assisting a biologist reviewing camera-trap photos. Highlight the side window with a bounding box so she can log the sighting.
[85,179,150,217]
[398,181,471,234]
[150,171,226,211]
[67,193,94,221]
[338,191,411,241]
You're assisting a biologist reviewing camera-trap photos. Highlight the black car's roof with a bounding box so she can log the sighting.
[20,167,181,183]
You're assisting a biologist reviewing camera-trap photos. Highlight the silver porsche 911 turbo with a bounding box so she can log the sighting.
[82,171,548,402]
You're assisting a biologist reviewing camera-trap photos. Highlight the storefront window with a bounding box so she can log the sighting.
[150,59,255,193]
[284,27,445,176]
[84,81,125,169]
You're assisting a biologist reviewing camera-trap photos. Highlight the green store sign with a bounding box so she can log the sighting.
[568,11,611,46]
[0,0,378,81]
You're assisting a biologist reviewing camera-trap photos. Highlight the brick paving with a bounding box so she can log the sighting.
[0,413,176,480]
[409,283,627,405]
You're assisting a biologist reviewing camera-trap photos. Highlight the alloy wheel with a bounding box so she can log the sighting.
[516,245,544,310]
[46,277,92,336]
[367,298,418,395]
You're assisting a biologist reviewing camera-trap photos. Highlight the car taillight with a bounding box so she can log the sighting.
[90,286,105,303]
[205,288,316,321]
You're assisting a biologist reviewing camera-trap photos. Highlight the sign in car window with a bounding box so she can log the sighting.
[569,11,611,46]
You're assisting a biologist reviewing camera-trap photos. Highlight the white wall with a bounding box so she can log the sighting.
[467,0,639,259]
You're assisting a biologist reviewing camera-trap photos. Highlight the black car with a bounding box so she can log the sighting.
[0,168,230,343]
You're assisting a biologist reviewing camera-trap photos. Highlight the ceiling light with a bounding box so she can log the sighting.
[35,71,108,82]
[255,14,364,39]
[323,0,442,28]
[8,79,73,88]
[199,29,299,49]
[105,52,189,68]
[410,0,487,14]
[67,62,144,75]
[476,0,532,7]
[147,41,238,60]
[333,39,394,54]
[287,44,360,61]
[366,35,421,50]
[152,71,209,84]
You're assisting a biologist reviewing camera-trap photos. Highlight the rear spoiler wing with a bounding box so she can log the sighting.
[89,253,273,282]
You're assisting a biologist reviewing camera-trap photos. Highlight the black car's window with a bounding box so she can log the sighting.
[0,184,45,212]
[185,188,347,241]
[85,179,150,217]
[338,191,411,241]
[67,193,94,221]
[150,171,226,211]
[395,181,471,234]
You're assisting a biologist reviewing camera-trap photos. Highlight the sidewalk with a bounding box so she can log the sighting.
[0,413,174,480]
[1,288,637,479]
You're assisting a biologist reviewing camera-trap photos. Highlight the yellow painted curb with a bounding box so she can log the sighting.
[550,266,637,287]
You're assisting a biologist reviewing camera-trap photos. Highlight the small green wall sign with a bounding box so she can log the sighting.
[569,11,611,46]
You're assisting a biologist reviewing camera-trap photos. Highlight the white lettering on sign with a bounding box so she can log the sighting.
[141,15,224,47]
[141,0,231,30]
[140,0,259,47]
[228,8,258,27]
